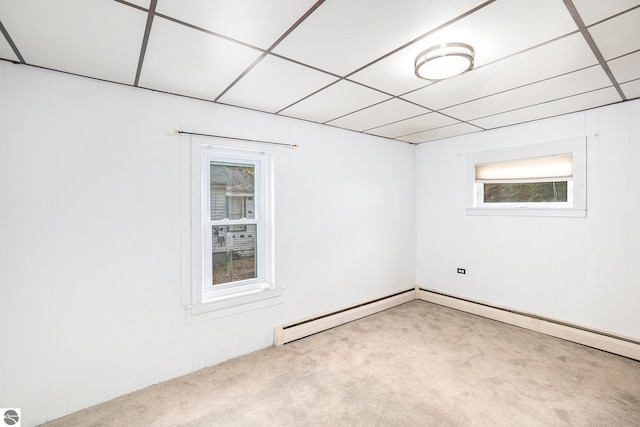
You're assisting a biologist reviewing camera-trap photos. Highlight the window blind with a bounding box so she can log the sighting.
[475,153,573,182]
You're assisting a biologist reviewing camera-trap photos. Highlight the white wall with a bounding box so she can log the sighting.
[415,98,640,341]
[0,62,416,426]
[4,58,638,427]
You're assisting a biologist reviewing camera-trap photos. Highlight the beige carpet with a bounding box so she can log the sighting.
[43,301,640,426]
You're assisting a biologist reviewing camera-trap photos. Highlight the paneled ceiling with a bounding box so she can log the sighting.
[1,0,639,144]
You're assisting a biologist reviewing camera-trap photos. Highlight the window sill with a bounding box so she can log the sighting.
[186,286,284,325]
[465,208,586,218]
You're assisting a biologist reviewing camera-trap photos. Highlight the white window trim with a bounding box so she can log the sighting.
[465,138,587,218]
[186,142,281,321]
[203,155,265,296]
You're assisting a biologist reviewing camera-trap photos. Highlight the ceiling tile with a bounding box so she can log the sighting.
[218,55,338,113]
[279,80,391,123]
[608,51,640,84]
[366,113,459,139]
[572,0,640,25]
[2,0,637,145]
[620,79,640,100]
[0,0,147,84]
[441,66,612,121]
[138,16,262,101]
[349,0,578,96]
[403,33,597,110]
[327,99,430,132]
[469,87,621,129]
[273,0,487,76]
[398,123,481,144]
[347,46,435,96]
[155,0,317,49]
[425,0,577,66]
[588,7,640,60]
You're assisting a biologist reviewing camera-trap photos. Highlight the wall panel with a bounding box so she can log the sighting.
[592,103,630,335]
[416,98,640,341]
[3,66,53,424]
[0,56,7,409]
[513,217,539,313]
[564,218,586,323]
[629,100,640,339]
[0,61,415,426]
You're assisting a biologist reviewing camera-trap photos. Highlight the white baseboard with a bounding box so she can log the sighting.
[274,286,640,361]
[417,288,640,361]
[274,288,416,345]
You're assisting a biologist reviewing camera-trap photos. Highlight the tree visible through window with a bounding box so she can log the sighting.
[474,153,573,208]
[484,181,568,203]
[466,139,586,217]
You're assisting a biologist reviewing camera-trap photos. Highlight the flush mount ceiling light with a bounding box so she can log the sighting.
[414,43,474,80]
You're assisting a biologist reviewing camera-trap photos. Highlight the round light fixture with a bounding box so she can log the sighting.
[414,43,474,80]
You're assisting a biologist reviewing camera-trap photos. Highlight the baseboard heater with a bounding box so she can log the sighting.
[274,288,416,345]
[273,286,640,361]
[417,287,640,361]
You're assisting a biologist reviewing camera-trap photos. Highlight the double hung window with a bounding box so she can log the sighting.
[200,147,274,302]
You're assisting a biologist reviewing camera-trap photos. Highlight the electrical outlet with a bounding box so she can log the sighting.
[457,268,466,274]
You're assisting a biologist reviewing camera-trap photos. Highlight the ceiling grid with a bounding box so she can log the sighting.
[0,0,638,144]
[133,0,157,87]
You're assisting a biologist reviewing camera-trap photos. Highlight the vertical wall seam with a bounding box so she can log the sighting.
[585,112,602,321]
[583,113,589,324]
[0,61,8,407]
[626,106,631,336]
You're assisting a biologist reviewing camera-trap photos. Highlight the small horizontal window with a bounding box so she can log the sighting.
[476,153,572,208]
[466,139,586,217]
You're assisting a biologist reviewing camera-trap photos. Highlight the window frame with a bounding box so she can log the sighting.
[205,158,262,294]
[477,180,573,209]
[465,138,587,217]
[188,144,278,316]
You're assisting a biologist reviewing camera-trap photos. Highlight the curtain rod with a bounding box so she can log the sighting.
[175,130,298,148]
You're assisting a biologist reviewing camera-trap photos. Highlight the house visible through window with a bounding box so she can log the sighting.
[201,149,274,300]
[210,162,257,286]
[227,196,245,219]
